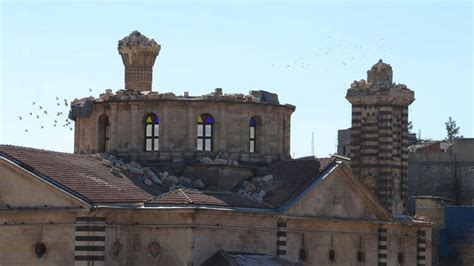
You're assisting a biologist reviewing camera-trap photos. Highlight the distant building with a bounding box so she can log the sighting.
[336,128,351,158]
[408,138,474,214]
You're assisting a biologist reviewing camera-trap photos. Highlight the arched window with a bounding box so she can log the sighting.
[197,114,213,151]
[98,114,109,153]
[145,114,159,151]
[249,117,257,153]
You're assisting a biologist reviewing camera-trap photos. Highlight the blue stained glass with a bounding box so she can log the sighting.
[205,116,213,124]
[249,117,256,126]
[155,117,160,123]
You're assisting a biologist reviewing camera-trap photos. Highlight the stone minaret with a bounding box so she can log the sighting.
[346,60,415,214]
[118,31,161,92]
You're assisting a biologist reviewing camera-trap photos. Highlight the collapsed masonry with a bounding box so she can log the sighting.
[92,152,287,203]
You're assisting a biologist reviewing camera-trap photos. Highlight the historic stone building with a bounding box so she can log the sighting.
[346,61,415,215]
[0,31,431,266]
[71,31,293,165]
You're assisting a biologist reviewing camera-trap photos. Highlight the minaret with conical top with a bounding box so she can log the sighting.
[346,59,415,214]
[118,31,161,92]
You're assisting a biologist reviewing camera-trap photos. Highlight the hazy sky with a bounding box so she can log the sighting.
[1,1,472,157]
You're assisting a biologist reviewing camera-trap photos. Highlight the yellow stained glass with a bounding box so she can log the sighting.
[197,116,204,123]
[146,116,153,123]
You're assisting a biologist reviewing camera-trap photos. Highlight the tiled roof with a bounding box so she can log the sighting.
[0,145,338,210]
[145,189,268,209]
[261,157,336,208]
[0,145,154,204]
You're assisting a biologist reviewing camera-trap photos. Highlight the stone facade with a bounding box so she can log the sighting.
[71,94,294,164]
[346,60,415,214]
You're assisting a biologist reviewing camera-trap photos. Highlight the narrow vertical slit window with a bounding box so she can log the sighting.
[197,114,213,151]
[98,115,110,153]
[249,117,257,153]
[145,114,159,151]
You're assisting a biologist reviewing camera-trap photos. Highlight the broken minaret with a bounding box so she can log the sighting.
[346,60,415,214]
[118,31,161,91]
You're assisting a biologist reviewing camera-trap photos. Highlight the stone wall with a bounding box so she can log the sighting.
[73,96,294,164]
[0,208,431,266]
[407,139,474,214]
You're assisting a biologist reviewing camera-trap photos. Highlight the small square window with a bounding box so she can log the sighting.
[146,125,153,137]
[153,139,159,151]
[197,139,203,150]
[197,125,203,137]
[205,139,212,151]
[205,125,212,137]
[146,139,152,151]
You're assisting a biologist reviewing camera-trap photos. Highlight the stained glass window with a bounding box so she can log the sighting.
[145,114,159,151]
[197,114,213,151]
[249,117,257,153]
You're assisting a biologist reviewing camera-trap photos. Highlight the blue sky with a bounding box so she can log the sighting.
[1,1,472,157]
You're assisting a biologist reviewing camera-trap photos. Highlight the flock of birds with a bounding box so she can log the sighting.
[18,37,389,134]
[271,36,389,71]
[19,88,93,133]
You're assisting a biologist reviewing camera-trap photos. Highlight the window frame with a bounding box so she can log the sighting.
[197,114,213,151]
[249,117,257,153]
[144,114,160,151]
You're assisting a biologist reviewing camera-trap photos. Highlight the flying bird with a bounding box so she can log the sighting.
[36,115,40,119]
[44,110,48,115]
[32,102,35,105]
[39,106,43,109]
[56,96,59,100]
[18,116,22,120]
[89,88,92,92]
[29,112,32,116]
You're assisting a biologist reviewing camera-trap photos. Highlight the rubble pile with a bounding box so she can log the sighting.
[198,157,239,166]
[91,153,207,191]
[237,174,274,203]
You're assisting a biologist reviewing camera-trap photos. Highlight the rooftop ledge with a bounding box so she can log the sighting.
[71,88,294,114]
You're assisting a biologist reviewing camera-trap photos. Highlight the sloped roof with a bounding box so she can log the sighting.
[202,251,301,266]
[145,189,268,209]
[0,145,154,204]
[0,145,339,211]
[261,157,336,208]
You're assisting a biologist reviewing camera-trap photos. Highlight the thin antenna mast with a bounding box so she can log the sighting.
[311,132,315,156]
